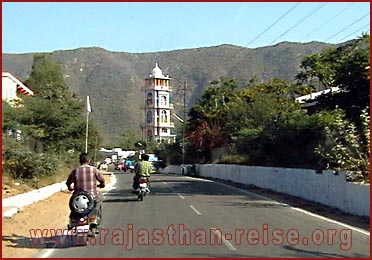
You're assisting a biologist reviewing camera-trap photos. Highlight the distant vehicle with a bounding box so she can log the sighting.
[181,164,196,176]
[114,162,121,171]
[114,161,126,171]
[125,160,136,172]
[147,154,158,162]
[98,161,108,171]
[104,158,112,164]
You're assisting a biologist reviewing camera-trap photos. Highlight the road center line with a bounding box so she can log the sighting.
[211,228,237,251]
[189,205,202,215]
[177,193,185,199]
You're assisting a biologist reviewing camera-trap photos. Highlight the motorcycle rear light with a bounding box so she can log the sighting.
[79,218,88,225]
[140,179,147,183]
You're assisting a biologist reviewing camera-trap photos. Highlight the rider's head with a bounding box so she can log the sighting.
[79,153,89,165]
[141,154,149,161]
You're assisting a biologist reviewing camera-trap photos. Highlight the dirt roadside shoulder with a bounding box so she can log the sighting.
[2,173,113,258]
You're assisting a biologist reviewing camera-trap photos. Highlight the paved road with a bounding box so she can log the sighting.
[36,172,370,258]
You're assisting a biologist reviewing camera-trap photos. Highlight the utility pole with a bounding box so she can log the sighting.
[140,124,144,142]
[182,80,186,167]
[85,110,89,154]
[85,96,92,154]
[94,134,98,163]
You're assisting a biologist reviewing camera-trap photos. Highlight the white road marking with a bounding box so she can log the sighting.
[214,181,370,236]
[38,249,55,258]
[163,181,168,185]
[185,176,213,182]
[290,207,370,236]
[167,174,369,236]
[189,205,202,215]
[162,178,184,200]
[211,228,237,251]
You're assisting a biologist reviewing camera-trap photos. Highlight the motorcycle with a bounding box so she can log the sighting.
[67,185,103,238]
[137,176,150,201]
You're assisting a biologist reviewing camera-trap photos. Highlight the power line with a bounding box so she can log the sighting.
[245,2,300,47]
[301,3,354,42]
[310,14,370,52]
[336,23,370,43]
[268,2,327,46]
[324,12,370,42]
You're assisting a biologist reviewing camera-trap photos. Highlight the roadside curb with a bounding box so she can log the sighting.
[2,182,67,218]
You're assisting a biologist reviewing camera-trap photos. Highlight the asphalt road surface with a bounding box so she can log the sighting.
[35,172,370,258]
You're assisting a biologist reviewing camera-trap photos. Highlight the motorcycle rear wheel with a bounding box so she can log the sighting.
[69,191,95,215]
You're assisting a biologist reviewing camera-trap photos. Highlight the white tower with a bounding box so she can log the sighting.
[143,63,175,143]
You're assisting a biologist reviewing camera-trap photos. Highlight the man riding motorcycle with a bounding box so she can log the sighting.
[132,154,154,193]
[66,153,105,236]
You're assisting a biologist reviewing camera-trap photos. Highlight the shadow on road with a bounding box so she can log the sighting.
[281,245,367,258]
[103,189,144,203]
[2,233,88,249]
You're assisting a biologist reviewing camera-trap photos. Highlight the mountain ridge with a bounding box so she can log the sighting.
[2,41,334,144]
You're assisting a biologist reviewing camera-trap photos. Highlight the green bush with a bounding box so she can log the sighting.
[315,109,370,182]
[234,112,325,168]
[2,148,58,179]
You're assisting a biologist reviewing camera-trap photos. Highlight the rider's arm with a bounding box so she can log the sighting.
[66,170,76,191]
[147,162,155,175]
[134,162,141,175]
[96,169,106,188]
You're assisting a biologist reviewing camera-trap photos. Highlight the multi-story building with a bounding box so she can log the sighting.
[143,63,176,143]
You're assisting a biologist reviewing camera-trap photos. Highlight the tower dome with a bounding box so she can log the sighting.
[150,63,164,78]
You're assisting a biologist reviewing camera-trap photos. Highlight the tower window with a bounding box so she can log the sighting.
[147,129,153,142]
[160,95,167,106]
[161,110,168,123]
[147,111,152,123]
[146,92,153,106]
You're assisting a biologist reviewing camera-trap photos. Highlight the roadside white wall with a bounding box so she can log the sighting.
[160,164,370,217]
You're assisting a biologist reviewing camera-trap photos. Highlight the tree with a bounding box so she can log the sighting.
[231,79,319,167]
[118,131,142,150]
[186,77,304,164]
[18,54,90,153]
[296,35,370,135]
[186,77,238,162]
[24,54,71,100]
[297,34,370,175]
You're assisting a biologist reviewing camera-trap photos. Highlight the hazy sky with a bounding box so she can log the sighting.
[2,2,370,54]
